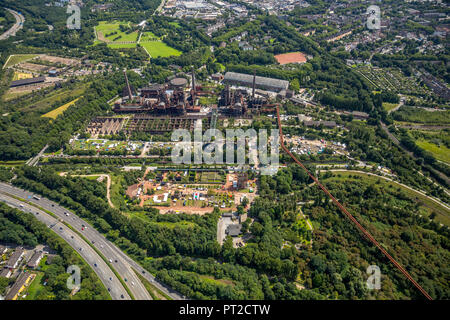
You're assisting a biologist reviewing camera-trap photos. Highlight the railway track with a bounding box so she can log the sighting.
[275,106,433,300]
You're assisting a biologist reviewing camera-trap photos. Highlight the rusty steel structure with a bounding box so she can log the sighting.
[123,69,133,100]
[125,115,208,134]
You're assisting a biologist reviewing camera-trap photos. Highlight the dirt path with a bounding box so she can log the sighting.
[155,206,214,215]
[387,96,404,114]
[59,172,114,208]
[96,31,110,43]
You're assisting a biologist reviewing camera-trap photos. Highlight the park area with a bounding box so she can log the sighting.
[95,21,138,44]
[94,21,181,58]
[71,139,143,154]
[124,170,257,214]
[140,41,181,58]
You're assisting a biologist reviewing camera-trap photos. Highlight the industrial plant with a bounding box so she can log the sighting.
[87,68,283,136]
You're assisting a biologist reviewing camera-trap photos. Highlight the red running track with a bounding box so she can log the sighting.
[276,106,432,300]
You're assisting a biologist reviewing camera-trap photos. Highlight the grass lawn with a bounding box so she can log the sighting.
[107,42,137,49]
[41,97,81,119]
[140,41,182,58]
[140,32,160,41]
[110,173,126,208]
[3,54,39,69]
[415,139,450,164]
[0,160,26,167]
[198,96,219,106]
[3,90,33,101]
[23,272,44,300]
[198,274,235,287]
[95,21,138,43]
[134,271,170,300]
[83,175,101,181]
[324,171,450,226]
[18,82,88,113]
[382,102,398,112]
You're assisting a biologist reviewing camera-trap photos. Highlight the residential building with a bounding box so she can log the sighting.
[6,248,24,269]
[27,251,44,269]
[4,272,33,300]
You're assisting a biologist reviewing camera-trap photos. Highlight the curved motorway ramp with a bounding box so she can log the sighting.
[0,193,130,300]
[0,8,24,40]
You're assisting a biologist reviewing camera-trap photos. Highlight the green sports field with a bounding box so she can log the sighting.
[95,21,138,44]
[140,41,182,58]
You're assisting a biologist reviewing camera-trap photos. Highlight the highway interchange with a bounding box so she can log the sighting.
[0,182,185,300]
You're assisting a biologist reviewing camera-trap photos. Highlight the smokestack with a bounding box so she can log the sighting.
[124,69,133,100]
[252,70,256,99]
[225,84,230,106]
[191,66,196,93]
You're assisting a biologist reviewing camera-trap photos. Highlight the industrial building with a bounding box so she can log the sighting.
[223,72,289,92]
[10,76,46,88]
[114,70,196,116]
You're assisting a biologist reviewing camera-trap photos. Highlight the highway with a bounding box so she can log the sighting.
[0,8,24,40]
[0,193,130,300]
[0,182,185,300]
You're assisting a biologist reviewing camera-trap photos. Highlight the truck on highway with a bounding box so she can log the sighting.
[33,195,40,200]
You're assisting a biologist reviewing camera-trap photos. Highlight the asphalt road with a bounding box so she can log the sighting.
[0,8,24,40]
[27,144,48,167]
[0,182,185,300]
[0,193,130,300]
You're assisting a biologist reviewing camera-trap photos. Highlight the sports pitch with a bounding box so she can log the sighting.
[140,41,181,58]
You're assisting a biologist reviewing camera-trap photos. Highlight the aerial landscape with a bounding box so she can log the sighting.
[0,0,448,312]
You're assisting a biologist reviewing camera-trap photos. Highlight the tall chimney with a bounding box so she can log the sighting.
[225,84,230,105]
[252,70,256,99]
[124,69,132,100]
[191,66,196,93]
